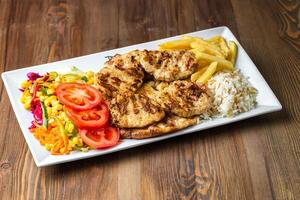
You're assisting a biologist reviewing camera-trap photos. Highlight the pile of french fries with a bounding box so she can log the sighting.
[159,36,237,83]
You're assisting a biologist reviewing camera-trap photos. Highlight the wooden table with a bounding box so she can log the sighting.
[0,0,299,199]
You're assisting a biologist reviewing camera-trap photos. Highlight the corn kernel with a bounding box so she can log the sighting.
[60,147,66,154]
[39,96,46,102]
[69,140,74,147]
[48,118,54,124]
[49,95,57,101]
[87,78,94,85]
[47,88,55,95]
[65,123,72,132]
[25,96,32,104]
[86,71,94,77]
[65,121,75,133]
[44,99,50,106]
[58,112,67,120]
[45,143,52,151]
[51,100,60,107]
[36,91,42,97]
[44,96,55,106]
[56,104,63,110]
[24,103,31,110]
[78,138,83,147]
[49,72,58,80]
[72,137,79,145]
[21,81,28,89]
[53,82,60,88]
[47,107,52,115]
[20,95,26,103]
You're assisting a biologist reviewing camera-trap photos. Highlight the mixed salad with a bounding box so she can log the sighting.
[20,67,119,155]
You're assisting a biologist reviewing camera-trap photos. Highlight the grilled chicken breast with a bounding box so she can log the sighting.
[159,80,210,117]
[137,50,198,82]
[136,81,166,104]
[120,115,198,139]
[95,53,144,100]
[109,93,165,128]
[138,80,210,118]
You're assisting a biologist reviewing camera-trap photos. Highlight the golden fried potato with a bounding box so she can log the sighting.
[207,36,222,43]
[219,37,230,58]
[183,35,226,54]
[196,62,218,83]
[181,35,198,40]
[191,50,233,71]
[159,35,237,81]
[191,43,225,58]
[190,66,208,82]
[159,39,194,50]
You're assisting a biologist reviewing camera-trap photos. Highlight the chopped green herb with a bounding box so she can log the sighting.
[40,86,48,95]
[71,66,80,72]
[81,76,88,82]
[41,102,48,128]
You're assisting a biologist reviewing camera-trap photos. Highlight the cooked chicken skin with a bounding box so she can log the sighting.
[109,93,165,128]
[120,115,198,139]
[95,53,144,100]
[137,50,198,82]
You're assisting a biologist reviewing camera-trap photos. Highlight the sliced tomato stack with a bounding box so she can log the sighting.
[56,83,119,149]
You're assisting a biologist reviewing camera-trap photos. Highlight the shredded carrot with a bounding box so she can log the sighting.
[32,124,70,155]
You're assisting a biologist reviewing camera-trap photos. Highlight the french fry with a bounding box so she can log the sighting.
[191,50,233,71]
[207,36,222,43]
[181,35,199,41]
[183,36,230,58]
[182,35,226,54]
[159,39,194,50]
[196,62,218,83]
[219,37,230,58]
[190,66,208,82]
[228,41,238,66]
[193,40,226,57]
[191,43,225,58]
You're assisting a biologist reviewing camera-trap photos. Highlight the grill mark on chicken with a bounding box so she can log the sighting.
[137,80,210,118]
[110,77,121,86]
[159,80,210,117]
[109,93,165,128]
[95,52,144,100]
[136,50,198,82]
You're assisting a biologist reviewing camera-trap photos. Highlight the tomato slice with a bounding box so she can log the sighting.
[65,104,109,128]
[56,83,102,111]
[79,127,120,149]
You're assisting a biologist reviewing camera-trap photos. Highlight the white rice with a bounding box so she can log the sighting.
[203,69,257,118]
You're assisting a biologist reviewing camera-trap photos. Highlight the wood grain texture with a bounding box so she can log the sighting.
[0,0,299,199]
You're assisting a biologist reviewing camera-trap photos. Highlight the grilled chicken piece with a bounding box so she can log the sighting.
[95,53,144,100]
[137,50,198,82]
[136,81,167,104]
[138,80,210,118]
[159,80,210,117]
[109,93,165,128]
[120,115,198,139]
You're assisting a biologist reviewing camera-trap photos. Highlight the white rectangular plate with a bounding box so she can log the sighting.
[1,26,282,167]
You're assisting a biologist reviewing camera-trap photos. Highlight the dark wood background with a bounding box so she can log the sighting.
[0,0,299,199]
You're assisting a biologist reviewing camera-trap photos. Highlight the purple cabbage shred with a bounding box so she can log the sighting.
[27,72,42,81]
